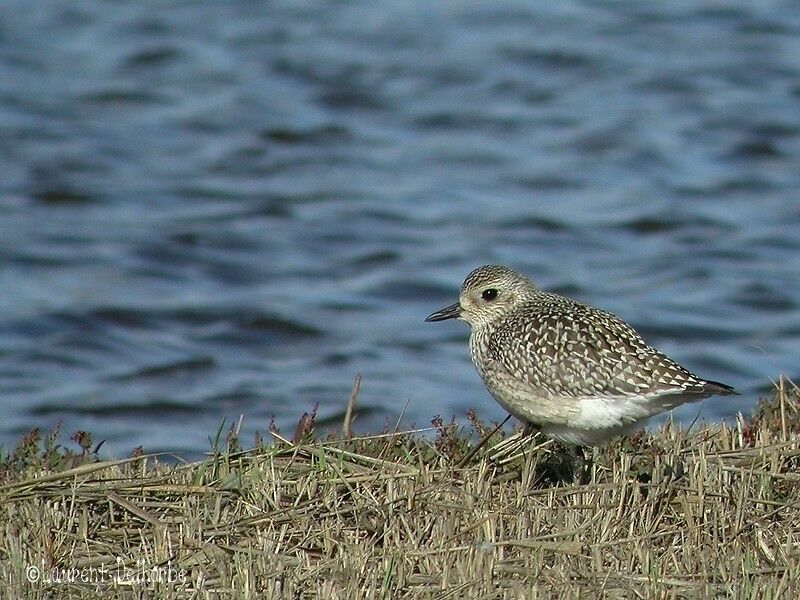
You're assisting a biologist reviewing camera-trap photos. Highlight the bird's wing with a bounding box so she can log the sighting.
[489,304,718,401]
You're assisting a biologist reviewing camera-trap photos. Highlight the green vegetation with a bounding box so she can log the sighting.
[1,378,800,599]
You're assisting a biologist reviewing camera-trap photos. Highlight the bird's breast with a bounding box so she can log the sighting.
[468,328,493,373]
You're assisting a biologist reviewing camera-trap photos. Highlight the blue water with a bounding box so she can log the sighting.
[1,1,799,457]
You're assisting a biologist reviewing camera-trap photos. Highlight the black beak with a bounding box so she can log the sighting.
[425,302,462,322]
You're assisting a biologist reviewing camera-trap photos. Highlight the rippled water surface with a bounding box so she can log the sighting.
[1,1,799,456]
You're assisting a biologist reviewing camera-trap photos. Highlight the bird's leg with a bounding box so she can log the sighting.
[538,442,592,485]
[574,445,593,485]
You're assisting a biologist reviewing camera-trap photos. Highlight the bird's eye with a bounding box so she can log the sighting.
[481,288,498,301]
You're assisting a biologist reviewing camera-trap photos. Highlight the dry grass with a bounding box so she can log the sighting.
[2,378,800,599]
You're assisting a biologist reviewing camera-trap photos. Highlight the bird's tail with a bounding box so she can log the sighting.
[703,380,738,396]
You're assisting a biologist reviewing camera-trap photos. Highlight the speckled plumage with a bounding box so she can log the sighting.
[426,265,736,445]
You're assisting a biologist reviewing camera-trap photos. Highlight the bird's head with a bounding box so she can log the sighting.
[426,265,538,328]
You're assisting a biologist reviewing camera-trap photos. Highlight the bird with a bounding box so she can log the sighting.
[426,265,736,446]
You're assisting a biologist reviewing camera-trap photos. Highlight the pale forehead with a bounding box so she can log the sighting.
[460,265,521,293]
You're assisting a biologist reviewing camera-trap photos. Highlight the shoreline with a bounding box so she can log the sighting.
[2,376,799,598]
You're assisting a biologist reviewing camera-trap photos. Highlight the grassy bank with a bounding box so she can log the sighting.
[1,379,800,599]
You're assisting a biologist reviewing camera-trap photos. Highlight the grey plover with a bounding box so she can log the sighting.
[426,265,736,445]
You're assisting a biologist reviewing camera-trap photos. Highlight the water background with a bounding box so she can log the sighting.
[2,1,799,457]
